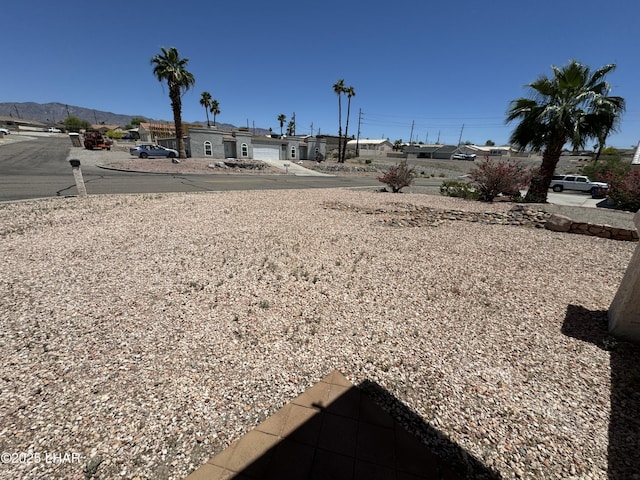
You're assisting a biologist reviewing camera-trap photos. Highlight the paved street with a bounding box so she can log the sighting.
[0,134,612,209]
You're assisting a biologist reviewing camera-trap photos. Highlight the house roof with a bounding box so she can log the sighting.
[347,139,391,146]
[464,145,514,152]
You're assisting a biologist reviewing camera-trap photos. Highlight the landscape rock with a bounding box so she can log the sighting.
[545,214,572,232]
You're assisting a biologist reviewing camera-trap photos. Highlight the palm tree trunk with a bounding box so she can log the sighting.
[524,143,563,203]
[205,108,210,128]
[342,98,352,163]
[337,97,342,163]
[170,86,186,159]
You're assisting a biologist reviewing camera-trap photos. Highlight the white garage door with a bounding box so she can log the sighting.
[253,146,280,160]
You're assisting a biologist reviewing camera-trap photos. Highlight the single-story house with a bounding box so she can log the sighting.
[404,144,458,160]
[460,145,516,157]
[346,138,394,155]
[157,126,327,161]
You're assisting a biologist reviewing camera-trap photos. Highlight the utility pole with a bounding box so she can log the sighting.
[457,124,465,148]
[13,105,21,119]
[310,122,314,136]
[356,109,362,157]
[409,120,415,145]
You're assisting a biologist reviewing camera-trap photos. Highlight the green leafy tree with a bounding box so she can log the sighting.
[393,139,404,151]
[277,114,286,136]
[333,79,345,162]
[506,59,625,202]
[210,100,220,126]
[485,140,495,146]
[64,115,91,133]
[200,91,213,127]
[150,47,195,159]
[341,85,355,162]
[130,116,146,126]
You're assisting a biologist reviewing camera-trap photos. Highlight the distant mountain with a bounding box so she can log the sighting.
[0,102,146,126]
[0,102,265,134]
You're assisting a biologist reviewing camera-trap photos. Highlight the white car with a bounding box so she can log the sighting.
[549,175,608,194]
[452,153,476,160]
[0,128,10,135]
[47,127,62,133]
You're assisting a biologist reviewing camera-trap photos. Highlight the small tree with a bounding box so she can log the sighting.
[469,156,532,201]
[64,115,91,133]
[377,161,415,193]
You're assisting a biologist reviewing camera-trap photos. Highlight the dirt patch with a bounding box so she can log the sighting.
[103,157,283,175]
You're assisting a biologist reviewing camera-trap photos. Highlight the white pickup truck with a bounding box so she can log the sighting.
[549,175,609,194]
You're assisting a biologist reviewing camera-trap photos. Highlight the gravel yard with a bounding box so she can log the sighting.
[0,189,638,479]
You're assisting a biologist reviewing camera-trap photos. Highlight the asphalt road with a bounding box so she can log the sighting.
[0,136,389,202]
[0,136,613,210]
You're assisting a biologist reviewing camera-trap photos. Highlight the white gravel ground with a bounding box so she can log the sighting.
[0,189,637,479]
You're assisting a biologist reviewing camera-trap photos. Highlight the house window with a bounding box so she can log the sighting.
[290,146,296,159]
[241,143,248,157]
[204,141,212,156]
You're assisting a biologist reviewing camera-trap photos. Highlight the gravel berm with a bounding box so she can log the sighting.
[0,188,638,479]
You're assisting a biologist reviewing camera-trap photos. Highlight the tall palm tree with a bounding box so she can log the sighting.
[506,59,624,202]
[341,85,355,163]
[333,79,345,162]
[210,100,220,127]
[200,91,212,127]
[150,47,195,159]
[277,114,286,136]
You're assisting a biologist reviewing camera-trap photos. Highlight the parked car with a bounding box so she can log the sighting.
[129,144,178,158]
[452,153,476,160]
[549,174,608,197]
[47,127,62,133]
[0,128,10,135]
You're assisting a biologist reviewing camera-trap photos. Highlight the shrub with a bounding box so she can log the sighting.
[440,180,479,200]
[377,161,415,193]
[469,157,532,202]
[602,169,640,212]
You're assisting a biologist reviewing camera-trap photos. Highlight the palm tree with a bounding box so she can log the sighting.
[286,120,295,136]
[210,100,220,127]
[277,114,286,136]
[150,47,195,159]
[200,91,212,127]
[333,79,345,162]
[341,85,355,162]
[506,59,624,202]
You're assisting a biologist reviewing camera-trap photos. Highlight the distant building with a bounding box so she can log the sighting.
[346,138,394,155]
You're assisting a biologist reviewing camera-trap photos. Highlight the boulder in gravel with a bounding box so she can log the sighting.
[545,214,572,232]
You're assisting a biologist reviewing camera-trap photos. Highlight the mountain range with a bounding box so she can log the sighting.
[0,102,242,131]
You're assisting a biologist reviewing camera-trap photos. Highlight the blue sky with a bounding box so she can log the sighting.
[4,0,640,148]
